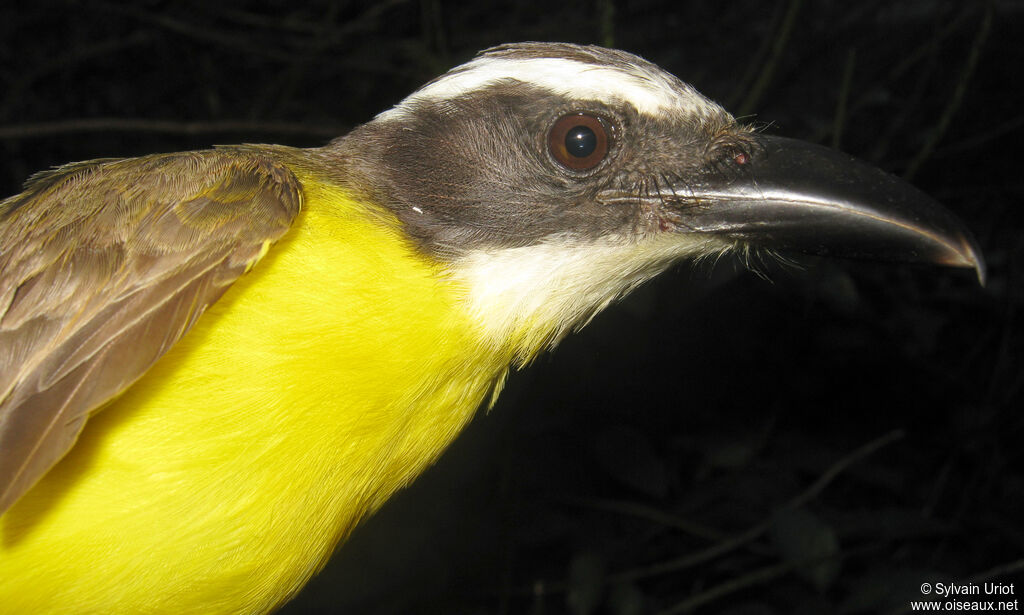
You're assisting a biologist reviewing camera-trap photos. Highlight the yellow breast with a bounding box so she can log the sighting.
[0,174,506,614]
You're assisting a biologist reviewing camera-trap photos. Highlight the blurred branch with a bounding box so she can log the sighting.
[656,559,794,615]
[608,429,905,583]
[0,31,152,117]
[598,0,615,48]
[248,3,341,118]
[93,1,302,63]
[0,118,344,140]
[807,8,974,145]
[933,115,1024,159]
[904,3,993,181]
[657,543,886,615]
[569,497,726,542]
[726,3,783,112]
[736,0,803,118]
[421,0,448,59]
[830,48,856,150]
[91,0,415,63]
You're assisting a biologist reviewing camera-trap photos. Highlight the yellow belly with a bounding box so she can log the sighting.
[0,178,505,614]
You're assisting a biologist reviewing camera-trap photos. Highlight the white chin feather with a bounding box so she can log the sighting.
[448,233,731,355]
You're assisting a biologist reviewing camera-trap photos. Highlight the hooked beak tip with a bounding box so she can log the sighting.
[947,233,986,286]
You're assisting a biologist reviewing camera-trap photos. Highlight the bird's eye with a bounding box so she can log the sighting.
[548,113,610,171]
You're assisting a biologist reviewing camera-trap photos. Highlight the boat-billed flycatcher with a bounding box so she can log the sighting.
[0,43,982,614]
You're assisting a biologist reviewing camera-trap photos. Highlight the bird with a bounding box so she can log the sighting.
[0,42,983,614]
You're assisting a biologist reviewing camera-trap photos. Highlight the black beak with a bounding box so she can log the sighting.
[671,135,985,284]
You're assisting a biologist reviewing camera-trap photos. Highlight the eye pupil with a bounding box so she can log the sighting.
[565,125,597,158]
[548,113,611,171]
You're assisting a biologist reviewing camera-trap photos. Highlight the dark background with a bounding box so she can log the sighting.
[2,1,1021,613]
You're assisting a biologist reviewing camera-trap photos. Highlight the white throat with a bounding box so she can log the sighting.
[448,233,730,362]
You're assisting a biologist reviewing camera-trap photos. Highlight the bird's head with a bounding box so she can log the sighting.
[327,42,984,362]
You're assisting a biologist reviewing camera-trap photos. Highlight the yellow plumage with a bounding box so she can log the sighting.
[0,170,508,614]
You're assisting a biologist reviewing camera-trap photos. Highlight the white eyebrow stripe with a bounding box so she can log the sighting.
[377,56,720,120]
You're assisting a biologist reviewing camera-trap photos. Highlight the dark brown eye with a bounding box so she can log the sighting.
[548,113,610,171]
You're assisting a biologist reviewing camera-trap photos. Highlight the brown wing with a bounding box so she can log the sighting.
[0,148,302,514]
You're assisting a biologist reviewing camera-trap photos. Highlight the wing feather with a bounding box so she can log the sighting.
[0,148,302,513]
